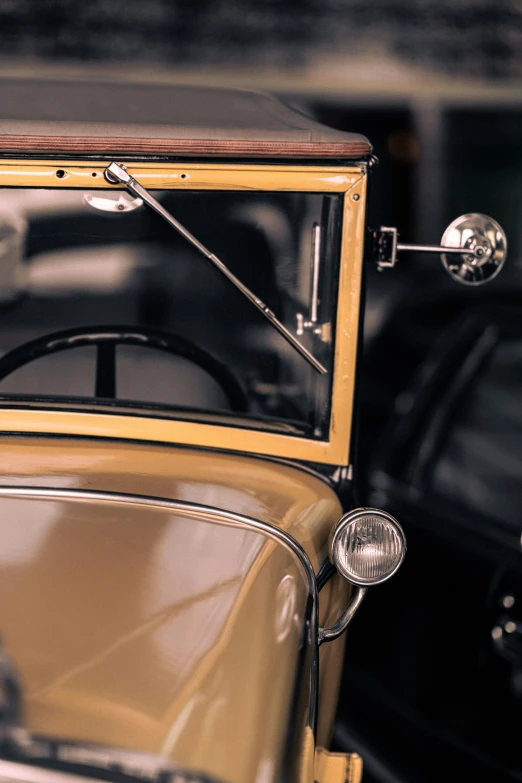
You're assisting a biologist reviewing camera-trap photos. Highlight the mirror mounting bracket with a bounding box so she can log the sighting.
[369,226,399,270]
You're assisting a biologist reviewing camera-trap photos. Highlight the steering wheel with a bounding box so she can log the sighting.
[0,325,249,413]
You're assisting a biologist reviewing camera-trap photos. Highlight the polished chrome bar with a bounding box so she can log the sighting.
[397,242,480,256]
[310,222,321,324]
[104,162,327,374]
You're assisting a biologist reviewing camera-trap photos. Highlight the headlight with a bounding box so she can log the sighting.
[330,508,406,586]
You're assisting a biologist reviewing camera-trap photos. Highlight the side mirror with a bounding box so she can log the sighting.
[371,213,507,286]
[319,508,406,644]
[440,213,507,286]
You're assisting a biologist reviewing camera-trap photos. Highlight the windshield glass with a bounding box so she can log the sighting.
[0,188,342,438]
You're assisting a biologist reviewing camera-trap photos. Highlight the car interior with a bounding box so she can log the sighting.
[0,188,341,438]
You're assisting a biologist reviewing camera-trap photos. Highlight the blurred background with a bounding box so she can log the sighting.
[1,2,522,782]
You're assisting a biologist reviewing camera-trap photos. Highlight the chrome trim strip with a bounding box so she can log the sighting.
[0,485,320,728]
[0,485,317,588]
[0,759,221,783]
[0,760,101,783]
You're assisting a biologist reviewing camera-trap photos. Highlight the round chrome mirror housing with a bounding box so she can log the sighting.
[440,213,507,286]
[330,508,406,587]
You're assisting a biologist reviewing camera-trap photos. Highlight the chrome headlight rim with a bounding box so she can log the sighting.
[329,507,406,587]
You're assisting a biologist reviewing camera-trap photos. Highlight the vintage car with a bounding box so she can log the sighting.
[0,79,508,783]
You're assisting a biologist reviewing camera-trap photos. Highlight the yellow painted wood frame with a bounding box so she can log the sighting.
[0,160,367,466]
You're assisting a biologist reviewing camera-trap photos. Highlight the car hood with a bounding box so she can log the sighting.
[0,438,344,783]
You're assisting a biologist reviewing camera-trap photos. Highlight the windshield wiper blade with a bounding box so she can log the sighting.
[104,162,327,375]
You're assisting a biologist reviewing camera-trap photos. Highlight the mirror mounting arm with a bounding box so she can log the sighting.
[370,227,488,270]
[369,214,507,286]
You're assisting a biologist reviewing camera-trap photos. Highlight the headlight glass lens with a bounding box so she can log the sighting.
[332,510,405,586]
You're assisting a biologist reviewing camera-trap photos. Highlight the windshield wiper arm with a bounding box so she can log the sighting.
[104,162,327,375]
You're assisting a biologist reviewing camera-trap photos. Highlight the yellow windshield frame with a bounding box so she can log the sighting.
[0,159,367,466]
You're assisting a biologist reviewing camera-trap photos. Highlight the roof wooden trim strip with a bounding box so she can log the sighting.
[0,135,371,158]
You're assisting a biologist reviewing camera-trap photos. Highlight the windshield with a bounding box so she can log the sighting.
[0,187,342,439]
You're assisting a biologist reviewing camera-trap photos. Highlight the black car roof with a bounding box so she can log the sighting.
[0,79,371,160]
